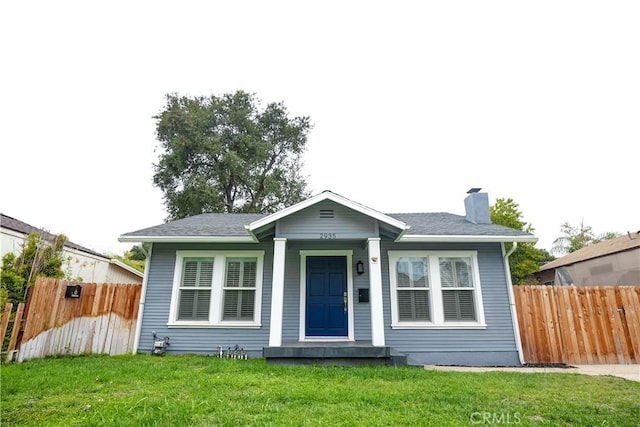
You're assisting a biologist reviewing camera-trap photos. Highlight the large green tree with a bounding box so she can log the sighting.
[490,198,553,285]
[552,221,620,255]
[153,91,312,220]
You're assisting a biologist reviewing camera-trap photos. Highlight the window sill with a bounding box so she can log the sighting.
[167,322,262,329]
[391,323,487,330]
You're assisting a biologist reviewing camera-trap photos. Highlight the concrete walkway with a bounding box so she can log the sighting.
[424,364,640,382]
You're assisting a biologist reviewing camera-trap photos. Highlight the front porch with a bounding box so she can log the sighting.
[263,341,407,366]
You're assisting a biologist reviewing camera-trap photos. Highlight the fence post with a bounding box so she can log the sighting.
[1,303,13,347]
[7,303,25,358]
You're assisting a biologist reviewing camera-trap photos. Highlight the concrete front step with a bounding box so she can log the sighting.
[263,343,407,366]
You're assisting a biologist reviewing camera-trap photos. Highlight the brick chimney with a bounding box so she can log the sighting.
[464,188,491,224]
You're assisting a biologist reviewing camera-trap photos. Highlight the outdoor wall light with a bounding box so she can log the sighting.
[356,260,365,275]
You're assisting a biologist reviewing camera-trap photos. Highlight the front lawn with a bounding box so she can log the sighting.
[1,355,638,426]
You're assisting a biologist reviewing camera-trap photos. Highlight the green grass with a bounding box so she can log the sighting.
[1,355,638,426]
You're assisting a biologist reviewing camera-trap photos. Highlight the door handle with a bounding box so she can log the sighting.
[343,291,348,313]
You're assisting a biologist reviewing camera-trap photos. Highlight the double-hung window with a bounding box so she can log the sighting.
[395,257,430,321]
[223,258,258,321]
[440,257,476,321]
[178,258,213,321]
[170,251,264,327]
[389,251,485,329]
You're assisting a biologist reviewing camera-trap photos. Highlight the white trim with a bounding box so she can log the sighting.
[118,235,256,243]
[168,250,264,328]
[391,324,487,330]
[503,242,525,365]
[167,323,261,329]
[248,191,409,234]
[132,243,153,354]
[398,235,538,243]
[298,250,354,342]
[388,250,486,329]
[367,238,385,346]
[269,238,287,347]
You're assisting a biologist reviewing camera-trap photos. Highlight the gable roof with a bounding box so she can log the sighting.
[1,213,108,259]
[119,191,536,243]
[540,231,640,271]
[246,191,410,241]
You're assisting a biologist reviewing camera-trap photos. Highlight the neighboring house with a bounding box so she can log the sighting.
[119,190,536,366]
[1,213,143,284]
[534,231,640,286]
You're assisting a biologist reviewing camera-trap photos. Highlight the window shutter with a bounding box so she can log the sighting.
[178,259,213,321]
[397,290,430,321]
[223,258,257,321]
[223,290,255,320]
[226,260,241,287]
[183,260,198,287]
[198,260,214,286]
[242,261,257,287]
[178,289,211,320]
[442,290,475,321]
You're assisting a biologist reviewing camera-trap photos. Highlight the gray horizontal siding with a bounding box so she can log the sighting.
[140,239,520,366]
[381,242,519,364]
[278,200,377,239]
[352,247,372,341]
[139,242,272,356]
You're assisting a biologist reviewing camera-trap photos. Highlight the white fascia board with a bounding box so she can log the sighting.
[247,191,409,232]
[118,235,256,243]
[398,235,538,243]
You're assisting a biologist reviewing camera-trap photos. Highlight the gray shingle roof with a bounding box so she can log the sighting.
[388,213,532,237]
[122,213,266,237]
[120,211,533,239]
[1,213,108,258]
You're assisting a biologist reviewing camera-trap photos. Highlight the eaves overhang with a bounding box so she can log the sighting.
[398,235,538,243]
[118,235,257,243]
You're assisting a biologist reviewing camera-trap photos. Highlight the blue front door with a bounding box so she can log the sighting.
[306,256,348,337]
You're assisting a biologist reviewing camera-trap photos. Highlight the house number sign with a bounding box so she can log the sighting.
[319,233,337,239]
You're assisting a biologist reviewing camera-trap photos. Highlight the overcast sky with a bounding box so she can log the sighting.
[1,1,638,256]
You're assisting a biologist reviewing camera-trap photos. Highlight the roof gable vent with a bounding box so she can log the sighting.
[319,209,334,219]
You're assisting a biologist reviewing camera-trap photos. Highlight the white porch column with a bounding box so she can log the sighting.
[368,238,385,346]
[269,238,287,347]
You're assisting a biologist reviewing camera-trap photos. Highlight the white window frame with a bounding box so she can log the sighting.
[388,251,486,329]
[168,250,264,328]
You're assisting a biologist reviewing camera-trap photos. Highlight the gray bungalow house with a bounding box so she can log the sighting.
[119,189,536,366]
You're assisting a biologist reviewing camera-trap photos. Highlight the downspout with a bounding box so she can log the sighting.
[132,243,153,354]
[503,242,525,365]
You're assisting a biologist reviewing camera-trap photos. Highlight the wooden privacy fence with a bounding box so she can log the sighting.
[514,286,640,365]
[1,302,26,359]
[0,277,141,362]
